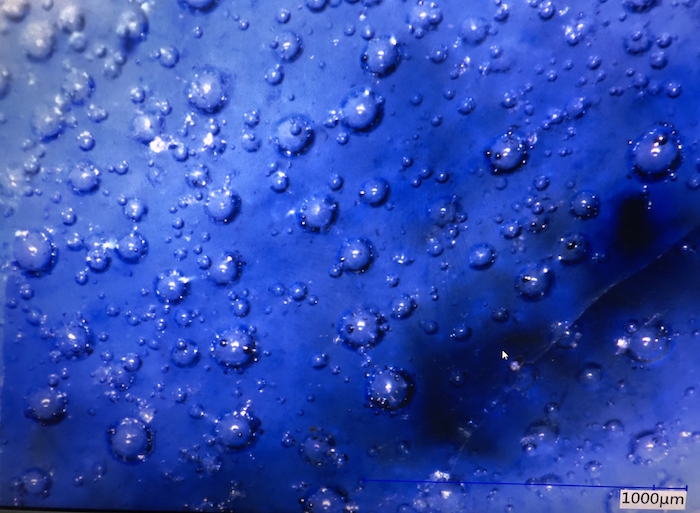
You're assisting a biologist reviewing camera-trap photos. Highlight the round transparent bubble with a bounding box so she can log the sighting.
[428,197,457,228]
[154,270,188,304]
[629,124,682,180]
[341,88,382,132]
[21,22,55,60]
[68,162,101,195]
[171,339,200,368]
[115,232,148,263]
[14,230,56,273]
[390,294,416,319]
[337,238,373,273]
[362,36,399,76]
[569,191,600,219]
[515,263,552,300]
[109,417,153,463]
[211,328,256,369]
[306,0,327,11]
[32,104,65,141]
[413,474,466,513]
[359,177,389,206]
[367,367,415,411]
[468,243,495,269]
[305,487,347,513]
[407,1,443,37]
[486,131,528,173]
[115,7,148,40]
[86,246,110,273]
[300,430,336,466]
[557,232,587,263]
[624,29,652,55]
[159,46,179,68]
[55,323,92,359]
[2,0,30,21]
[205,189,241,224]
[58,4,85,33]
[521,421,559,455]
[337,307,384,350]
[187,67,228,113]
[631,429,669,463]
[132,113,162,144]
[289,282,307,301]
[122,353,141,372]
[298,194,337,232]
[124,198,147,222]
[461,17,489,45]
[275,115,314,156]
[185,163,211,188]
[577,363,603,390]
[25,387,67,425]
[20,468,51,497]
[265,64,284,85]
[274,31,302,61]
[215,412,254,449]
[183,0,217,10]
[62,69,94,105]
[208,252,241,285]
[621,324,671,363]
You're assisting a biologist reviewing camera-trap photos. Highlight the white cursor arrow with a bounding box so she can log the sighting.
[501,350,509,360]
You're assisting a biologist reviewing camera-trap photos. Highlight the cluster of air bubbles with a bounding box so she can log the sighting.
[515,263,553,300]
[339,88,383,133]
[569,191,600,219]
[336,307,386,350]
[300,430,347,467]
[628,124,682,181]
[215,411,257,450]
[187,67,228,113]
[86,243,111,273]
[273,31,302,61]
[205,189,241,224]
[14,230,57,274]
[616,320,671,363]
[185,164,211,188]
[485,130,529,173]
[362,36,399,76]
[298,194,338,232]
[336,238,374,273]
[68,162,101,195]
[132,112,163,144]
[123,198,148,222]
[115,232,148,263]
[154,270,189,304]
[109,418,153,463]
[211,327,257,370]
[550,321,583,349]
[62,69,94,105]
[630,427,669,463]
[366,367,415,412]
[275,116,314,156]
[25,388,68,425]
[407,1,443,38]
[413,472,467,513]
[54,323,92,360]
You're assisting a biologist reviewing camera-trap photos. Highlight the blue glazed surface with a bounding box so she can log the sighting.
[1,0,700,511]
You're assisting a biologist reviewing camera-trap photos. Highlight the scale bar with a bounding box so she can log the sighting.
[363,478,688,491]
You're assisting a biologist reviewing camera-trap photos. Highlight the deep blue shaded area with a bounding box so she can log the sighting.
[1,0,700,511]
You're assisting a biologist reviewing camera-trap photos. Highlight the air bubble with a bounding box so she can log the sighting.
[25,387,67,425]
[31,104,65,141]
[62,69,94,105]
[264,64,284,85]
[407,1,443,38]
[58,4,84,33]
[624,29,652,55]
[20,468,51,497]
[55,323,92,359]
[298,194,338,232]
[185,164,211,188]
[2,0,29,21]
[366,367,415,411]
[155,270,188,304]
[577,363,603,390]
[205,189,241,224]
[21,22,55,60]
[115,8,149,41]
[132,113,163,144]
[468,243,496,269]
[557,232,587,263]
[521,421,559,455]
[183,0,217,10]
[273,31,302,61]
[569,191,600,219]
[68,162,101,195]
[208,252,241,285]
[187,67,228,113]
[215,412,255,449]
[337,238,374,273]
[337,307,384,350]
[618,322,671,363]
[340,88,382,132]
[461,17,489,45]
[628,124,682,180]
[171,339,200,368]
[109,418,153,463]
[275,115,314,156]
[515,263,552,300]
[390,294,416,319]
[486,131,528,173]
[300,430,337,466]
[123,198,148,222]
[359,178,389,206]
[14,230,56,273]
[115,232,148,263]
[211,328,256,369]
[86,246,110,273]
[362,36,399,76]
